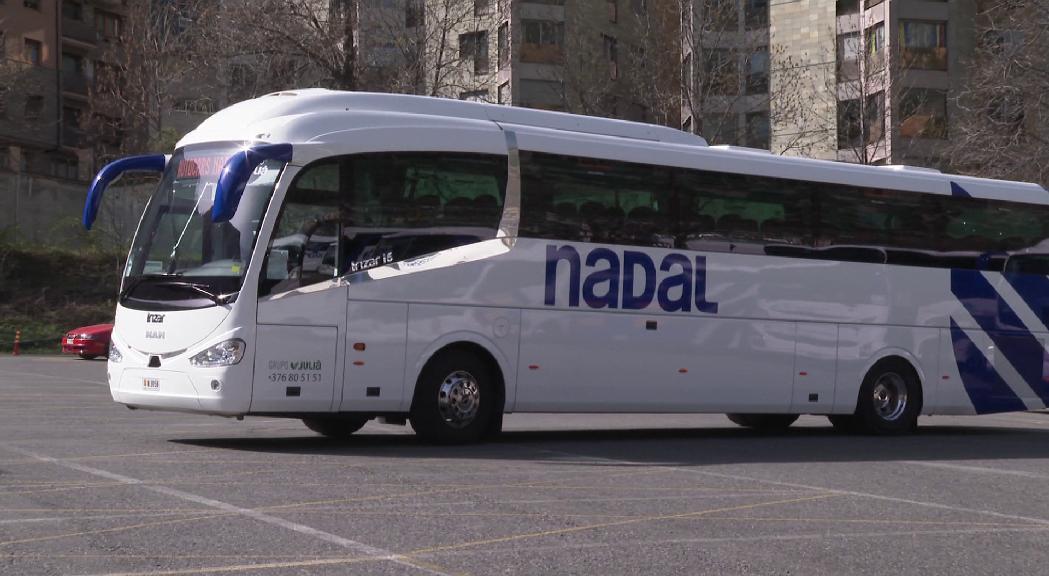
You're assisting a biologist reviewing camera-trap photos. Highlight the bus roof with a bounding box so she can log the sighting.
[177,89,1048,205]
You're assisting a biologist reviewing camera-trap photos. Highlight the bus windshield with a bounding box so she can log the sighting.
[121,144,285,310]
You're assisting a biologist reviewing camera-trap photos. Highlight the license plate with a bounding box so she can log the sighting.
[142,378,160,391]
[66,337,74,344]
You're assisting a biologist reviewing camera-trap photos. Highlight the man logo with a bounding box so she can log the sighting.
[544,245,718,314]
[146,313,165,323]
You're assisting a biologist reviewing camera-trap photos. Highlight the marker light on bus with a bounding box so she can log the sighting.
[189,339,246,368]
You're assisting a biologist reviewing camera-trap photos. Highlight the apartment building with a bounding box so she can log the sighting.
[0,0,127,181]
[680,0,772,149]
[418,0,678,126]
[770,0,976,165]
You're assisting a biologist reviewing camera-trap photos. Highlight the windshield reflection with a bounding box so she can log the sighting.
[122,145,284,310]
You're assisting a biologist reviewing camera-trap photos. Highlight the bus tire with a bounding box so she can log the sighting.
[410,349,495,444]
[302,415,369,438]
[827,414,859,433]
[854,358,922,435]
[726,413,799,431]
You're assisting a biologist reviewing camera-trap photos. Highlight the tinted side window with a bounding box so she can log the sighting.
[261,161,342,296]
[674,169,812,250]
[341,153,507,272]
[261,153,506,296]
[520,151,673,247]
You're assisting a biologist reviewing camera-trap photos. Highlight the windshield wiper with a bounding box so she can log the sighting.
[121,277,234,305]
[155,281,234,305]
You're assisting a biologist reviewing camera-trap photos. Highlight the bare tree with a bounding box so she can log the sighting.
[680,0,816,154]
[826,14,892,165]
[947,2,1049,186]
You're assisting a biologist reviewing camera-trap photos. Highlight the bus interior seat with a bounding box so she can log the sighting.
[473,195,501,223]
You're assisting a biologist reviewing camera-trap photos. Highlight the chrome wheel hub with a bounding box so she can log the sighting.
[437,371,480,429]
[872,372,908,422]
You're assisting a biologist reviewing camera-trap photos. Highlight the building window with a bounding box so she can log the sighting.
[608,0,617,22]
[706,0,739,31]
[900,89,947,139]
[603,35,618,80]
[837,0,859,15]
[745,112,770,149]
[746,48,769,94]
[497,22,509,68]
[706,49,737,95]
[50,155,79,180]
[498,82,509,104]
[900,20,948,70]
[519,79,563,109]
[96,11,122,39]
[987,92,1024,126]
[706,114,739,145]
[460,90,488,102]
[405,0,421,27]
[62,1,83,21]
[866,91,885,144]
[61,52,84,75]
[865,22,885,72]
[474,0,489,16]
[459,31,489,74]
[25,95,43,120]
[24,39,42,66]
[745,0,768,29]
[521,20,563,63]
[837,32,861,81]
[838,99,860,149]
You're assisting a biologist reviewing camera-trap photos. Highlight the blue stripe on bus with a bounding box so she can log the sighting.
[1003,272,1049,332]
[951,182,971,198]
[951,268,1049,406]
[950,319,1028,414]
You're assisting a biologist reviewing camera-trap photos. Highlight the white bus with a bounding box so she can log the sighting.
[85,89,1049,442]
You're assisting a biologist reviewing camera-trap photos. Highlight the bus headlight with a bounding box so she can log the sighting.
[108,344,123,363]
[189,339,246,368]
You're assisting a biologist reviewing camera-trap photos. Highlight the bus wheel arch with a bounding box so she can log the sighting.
[851,355,924,435]
[410,341,505,443]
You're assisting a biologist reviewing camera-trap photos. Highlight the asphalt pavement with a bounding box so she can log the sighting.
[4,355,1049,575]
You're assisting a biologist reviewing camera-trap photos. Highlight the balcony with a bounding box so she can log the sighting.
[901,47,948,71]
[62,125,85,148]
[62,18,98,45]
[62,71,91,96]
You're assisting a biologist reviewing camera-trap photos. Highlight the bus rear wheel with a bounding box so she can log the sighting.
[302,415,370,438]
[726,413,799,431]
[410,349,495,444]
[854,359,921,435]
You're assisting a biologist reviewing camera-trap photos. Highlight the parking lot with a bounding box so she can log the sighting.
[4,356,1049,575]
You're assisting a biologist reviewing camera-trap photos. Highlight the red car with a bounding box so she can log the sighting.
[62,323,113,359]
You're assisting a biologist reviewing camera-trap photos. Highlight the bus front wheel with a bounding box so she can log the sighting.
[302,415,370,438]
[410,349,495,444]
[726,413,799,431]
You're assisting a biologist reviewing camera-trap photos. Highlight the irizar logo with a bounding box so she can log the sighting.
[544,245,719,314]
[146,313,165,323]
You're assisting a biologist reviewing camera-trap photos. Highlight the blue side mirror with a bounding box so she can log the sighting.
[213,143,293,223]
[83,155,167,230]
